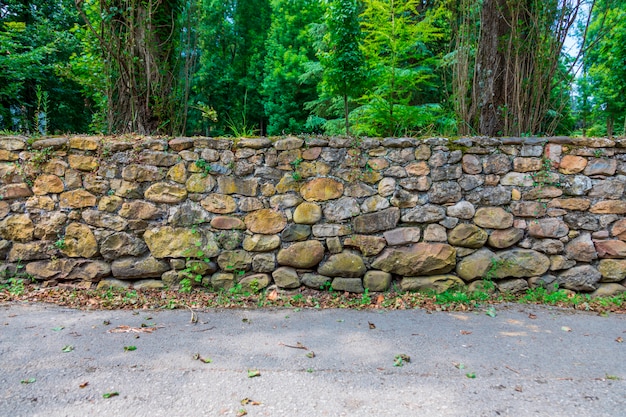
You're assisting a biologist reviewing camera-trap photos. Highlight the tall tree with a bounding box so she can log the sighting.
[190,0,271,136]
[318,0,367,135]
[462,0,587,136]
[0,0,90,133]
[358,0,445,136]
[262,0,324,135]
[75,0,182,134]
[583,0,625,137]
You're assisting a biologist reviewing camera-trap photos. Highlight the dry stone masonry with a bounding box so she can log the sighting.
[1,135,626,297]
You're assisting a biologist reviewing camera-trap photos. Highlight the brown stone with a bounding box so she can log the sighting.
[167,162,187,183]
[186,173,216,193]
[201,194,237,214]
[611,219,626,240]
[61,223,98,258]
[344,235,387,256]
[510,201,547,218]
[98,195,123,212]
[245,209,287,234]
[300,178,344,201]
[371,243,456,276]
[528,218,569,238]
[69,136,99,150]
[26,259,110,281]
[239,197,264,212]
[0,200,9,219]
[473,207,513,229]
[363,271,392,291]
[119,201,160,219]
[277,240,325,268]
[144,182,187,203]
[318,251,366,278]
[0,137,26,151]
[353,207,400,234]
[302,147,322,160]
[401,275,465,293]
[487,228,524,249]
[483,154,511,174]
[583,158,616,176]
[81,210,128,231]
[139,150,179,166]
[594,239,626,258]
[210,216,246,230]
[456,248,550,281]
[405,161,430,176]
[447,224,488,248]
[111,255,170,279]
[144,226,219,258]
[59,189,97,209]
[272,267,301,289]
[168,137,195,151]
[0,214,34,242]
[0,183,33,200]
[513,157,543,172]
[0,149,18,161]
[383,227,421,246]
[597,259,626,282]
[565,233,597,262]
[25,196,55,211]
[243,234,281,252]
[558,155,587,174]
[122,164,164,182]
[100,232,148,260]
[547,198,591,211]
[217,176,258,196]
[462,154,482,174]
[68,155,99,171]
[293,202,322,224]
[522,186,563,200]
[8,241,54,262]
[589,200,626,214]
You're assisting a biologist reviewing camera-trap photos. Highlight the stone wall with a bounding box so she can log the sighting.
[1,135,626,296]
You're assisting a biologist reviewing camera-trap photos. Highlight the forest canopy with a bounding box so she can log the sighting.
[0,0,623,138]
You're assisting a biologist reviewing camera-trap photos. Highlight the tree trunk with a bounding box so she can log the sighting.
[473,0,510,136]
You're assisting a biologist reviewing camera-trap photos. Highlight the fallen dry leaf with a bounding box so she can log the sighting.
[368,322,376,329]
[79,382,89,389]
[616,337,623,343]
[279,342,308,350]
[528,313,537,319]
[108,325,160,334]
[241,398,262,406]
[460,330,472,335]
[267,289,278,301]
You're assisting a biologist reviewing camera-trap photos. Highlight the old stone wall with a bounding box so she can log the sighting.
[1,135,626,296]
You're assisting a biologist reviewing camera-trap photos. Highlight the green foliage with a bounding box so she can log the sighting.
[582,0,626,137]
[315,0,367,135]
[262,0,324,135]
[356,0,448,136]
[189,0,271,136]
[0,0,91,133]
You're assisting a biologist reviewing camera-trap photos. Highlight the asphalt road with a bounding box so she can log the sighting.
[1,302,624,417]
